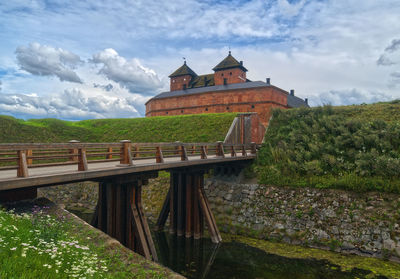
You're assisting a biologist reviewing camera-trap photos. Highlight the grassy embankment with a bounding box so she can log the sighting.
[0,201,172,279]
[0,113,236,143]
[255,101,400,193]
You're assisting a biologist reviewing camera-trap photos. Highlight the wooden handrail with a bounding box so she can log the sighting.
[0,141,257,179]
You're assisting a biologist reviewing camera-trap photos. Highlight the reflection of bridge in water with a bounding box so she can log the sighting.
[0,140,257,261]
[154,231,220,279]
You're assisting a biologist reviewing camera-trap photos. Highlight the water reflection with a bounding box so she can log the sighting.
[153,231,388,279]
[154,232,220,279]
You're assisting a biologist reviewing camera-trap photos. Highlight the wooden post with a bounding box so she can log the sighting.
[185,174,193,238]
[17,150,29,178]
[78,148,88,171]
[156,146,164,163]
[230,146,236,157]
[155,189,170,231]
[175,141,181,155]
[251,142,257,154]
[241,145,247,156]
[169,173,177,234]
[133,145,139,158]
[120,140,133,165]
[200,146,208,159]
[216,141,225,158]
[193,174,201,239]
[26,149,33,165]
[191,145,195,155]
[177,173,184,236]
[69,140,79,161]
[180,145,188,161]
[106,147,113,159]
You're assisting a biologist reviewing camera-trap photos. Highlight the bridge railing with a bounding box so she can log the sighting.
[0,141,258,178]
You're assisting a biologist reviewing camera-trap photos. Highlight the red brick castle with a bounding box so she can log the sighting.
[145,52,308,126]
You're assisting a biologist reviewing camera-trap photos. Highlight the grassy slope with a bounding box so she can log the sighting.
[256,101,400,193]
[0,113,236,143]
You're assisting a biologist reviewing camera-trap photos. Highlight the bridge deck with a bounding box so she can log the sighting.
[0,153,254,191]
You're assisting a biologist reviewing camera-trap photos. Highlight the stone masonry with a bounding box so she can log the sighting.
[205,178,400,261]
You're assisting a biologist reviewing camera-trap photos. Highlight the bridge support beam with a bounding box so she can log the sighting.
[155,170,222,243]
[91,175,158,261]
[0,187,37,202]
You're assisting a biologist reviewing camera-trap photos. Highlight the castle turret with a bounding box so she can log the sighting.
[213,51,248,86]
[169,61,197,91]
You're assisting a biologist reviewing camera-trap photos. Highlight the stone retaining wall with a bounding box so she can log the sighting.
[38,176,400,261]
[204,178,400,261]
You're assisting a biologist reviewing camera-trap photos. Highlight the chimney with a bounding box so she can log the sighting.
[290,89,295,96]
[266,78,270,85]
[305,98,308,105]
[240,61,243,66]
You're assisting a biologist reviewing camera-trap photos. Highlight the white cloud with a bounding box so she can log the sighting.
[277,0,306,18]
[91,48,163,95]
[15,42,83,83]
[377,39,400,66]
[0,89,143,120]
[310,89,394,106]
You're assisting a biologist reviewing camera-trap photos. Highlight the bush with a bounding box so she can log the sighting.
[256,103,400,193]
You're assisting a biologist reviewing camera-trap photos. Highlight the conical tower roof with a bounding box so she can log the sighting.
[213,51,248,72]
[169,61,197,78]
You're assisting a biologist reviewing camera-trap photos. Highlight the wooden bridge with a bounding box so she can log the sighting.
[0,140,257,261]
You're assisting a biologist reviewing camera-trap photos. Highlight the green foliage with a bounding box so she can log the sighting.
[256,103,400,193]
[0,207,169,278]
[0,113,236,143]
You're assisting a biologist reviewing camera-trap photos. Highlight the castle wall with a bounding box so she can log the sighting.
[145,86,288,126]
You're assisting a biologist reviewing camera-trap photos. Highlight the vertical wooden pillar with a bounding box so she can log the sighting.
[155,170,221,243]
[120,140,133,165]
[17,150,29,177]
[216,142,225,158]
[69,140,79,161]
[91,178,157,261]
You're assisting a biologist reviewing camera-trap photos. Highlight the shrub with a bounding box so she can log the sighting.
[256,103,400,193]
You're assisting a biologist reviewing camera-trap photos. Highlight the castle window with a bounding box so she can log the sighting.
[181,110,184,113]
[166,111,168,114]
[251,105,255,109]
[205,108,208,111]
[230,72,232,76]
[226,106,229,110]
[183,84,187,90]
[223,78,227,85]
[221,73,224,76]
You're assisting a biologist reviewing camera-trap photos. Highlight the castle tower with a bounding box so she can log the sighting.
[169,61,197,91]
[213,51,248,86]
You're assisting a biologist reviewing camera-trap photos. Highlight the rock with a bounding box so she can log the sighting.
[224,193,233,201]
[383,239,396,250]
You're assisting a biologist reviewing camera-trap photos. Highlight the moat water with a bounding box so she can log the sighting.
[67,208,389,279]
[152,231,387,279]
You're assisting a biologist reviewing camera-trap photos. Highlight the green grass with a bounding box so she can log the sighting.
[0,204,169,278]
[0,113,237,143]
[224,234,400,279]
[255,101,400,193]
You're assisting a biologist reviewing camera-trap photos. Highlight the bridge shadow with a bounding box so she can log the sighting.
[153,231,220,279]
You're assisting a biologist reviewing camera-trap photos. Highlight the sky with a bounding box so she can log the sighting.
[0,0,399,120]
